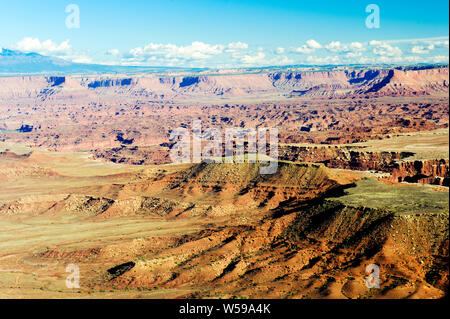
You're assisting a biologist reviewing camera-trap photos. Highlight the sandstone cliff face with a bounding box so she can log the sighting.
[390,159,449,186]
[87,66,449,98]
[280,145,405,171]
[375,68,449,96]
[0,66,447,100]
[0,76,48,98]
[279,145,449,186]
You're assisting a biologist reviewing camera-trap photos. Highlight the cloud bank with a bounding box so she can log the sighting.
[7,36,449,68]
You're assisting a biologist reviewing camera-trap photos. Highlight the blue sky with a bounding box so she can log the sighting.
[1,0,448,67]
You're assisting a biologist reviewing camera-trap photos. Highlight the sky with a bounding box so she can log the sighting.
[0,0,449,67]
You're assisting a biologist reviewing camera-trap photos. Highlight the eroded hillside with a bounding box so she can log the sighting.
[0,65,448,299]
[0,147,447,299]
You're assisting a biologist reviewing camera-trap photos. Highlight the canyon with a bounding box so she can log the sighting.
[0,64,448,299]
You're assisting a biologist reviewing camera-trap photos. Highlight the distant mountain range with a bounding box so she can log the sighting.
[0,48,448,76]
[0,49,205,75]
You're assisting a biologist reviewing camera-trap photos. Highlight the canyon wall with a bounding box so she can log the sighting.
[0,66,447,100]
[280,145,449,186]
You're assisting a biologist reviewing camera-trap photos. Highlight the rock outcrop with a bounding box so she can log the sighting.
[0,66,447,100]
[390,159,449,186]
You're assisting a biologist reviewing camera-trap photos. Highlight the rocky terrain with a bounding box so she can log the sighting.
[279,144,449,186]
[0,65,448,299]
[0,147,447,298]
[0,68,447,153]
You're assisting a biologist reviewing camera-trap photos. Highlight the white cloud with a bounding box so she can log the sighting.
[106,49,120,56]
[294,46,314,54]
[10,36,98,65]
[306,55,340,64]
[344,51,363,59]
[386,36,449,45]
[349,42,364,51]
[240,52,266,64]
[223,42,250,59]
[370,40,402,57]
[275,47,285,54]
[294,39,322,54]
[71,56,93,64]
[226,42,248,51]
[273,55,294,65]
[14,37,72,56]
[130,41,225,61]
[325,41,342,52]
[428,55,449,63]
[239,52,293,66]
[306,39,322,49]
[411,44,435,54]
[10,35,448,68]
[325,41,365,53]
[433,40,449,48]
